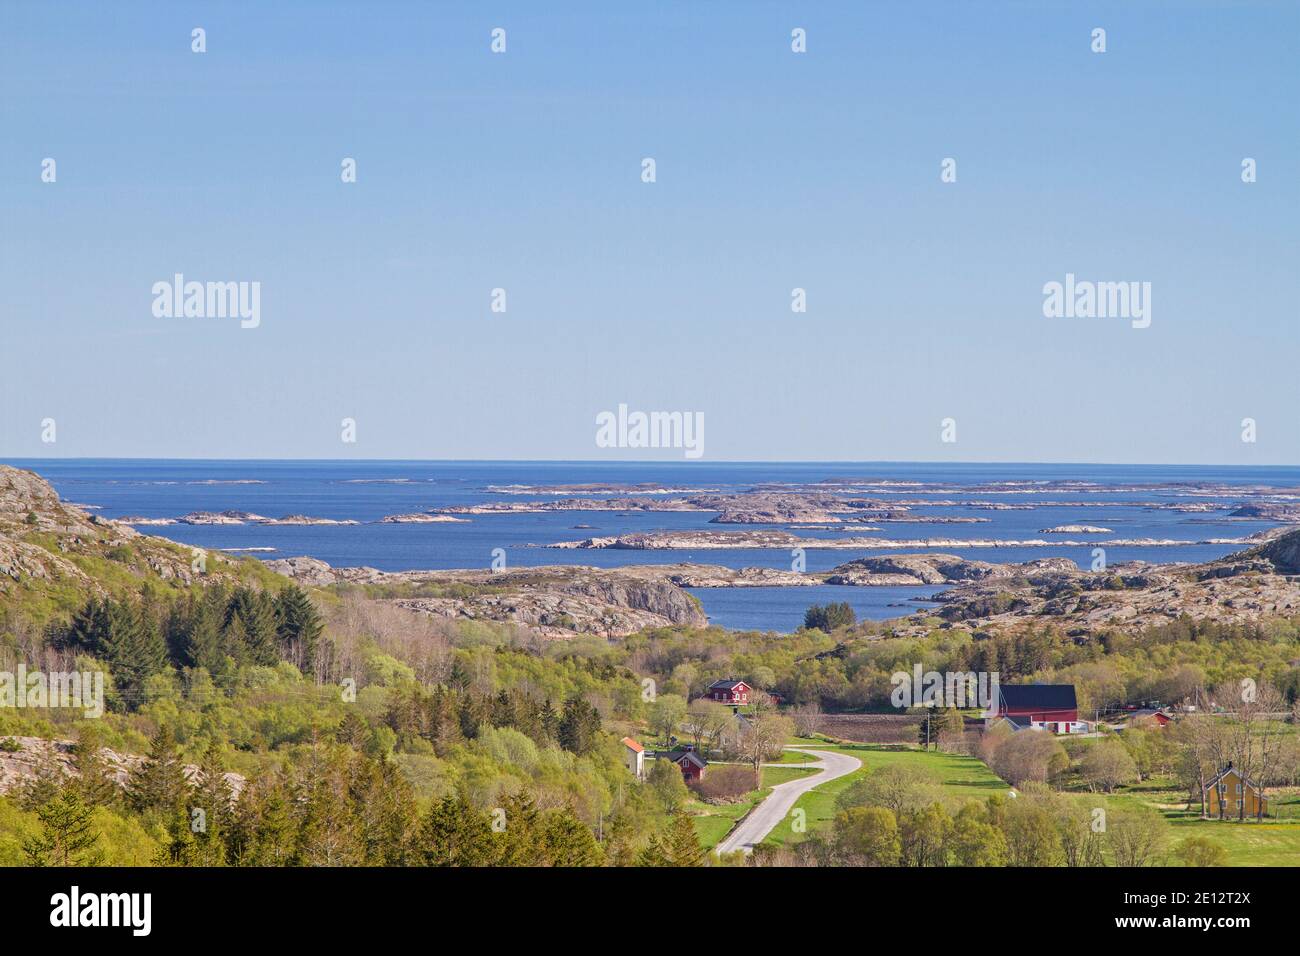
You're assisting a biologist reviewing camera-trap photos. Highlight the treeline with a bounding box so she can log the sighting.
[628,611,1300,715]
[383,684,603,757]
[12,722,706,868]
[756,769,1218,868]
[52,584,324,704]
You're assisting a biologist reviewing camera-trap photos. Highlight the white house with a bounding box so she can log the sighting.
[622,737,645,779]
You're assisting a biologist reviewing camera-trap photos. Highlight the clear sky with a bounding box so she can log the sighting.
[2,1,1296,463]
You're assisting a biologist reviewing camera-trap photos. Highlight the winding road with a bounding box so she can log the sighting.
[716,748,862,855]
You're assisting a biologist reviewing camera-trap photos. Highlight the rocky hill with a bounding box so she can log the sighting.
[0,465,275,621]
[920,528,1300,635]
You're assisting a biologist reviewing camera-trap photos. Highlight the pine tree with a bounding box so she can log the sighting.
[541,807,604,866]
[229,773,297,866]
[226,587,279,666]
[68,725,119,807]
[636,834,671,867]
[187,742,233,865]
[24,790,103,866]
[661,810,705,866]
[63,598,110,655]
[349,755,419,865]
[275,584,324,674]
[558,696,601,755]
[127,725,188,816]
[420,795,497,866]
[539,697,560,742]
[494,791,543,865]
[335,711,371,750]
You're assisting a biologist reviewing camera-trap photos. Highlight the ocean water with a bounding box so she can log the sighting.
[6,459,1295,632]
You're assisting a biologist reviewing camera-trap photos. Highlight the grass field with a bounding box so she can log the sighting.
[763,742,1009,846]
[779,740,1300,864]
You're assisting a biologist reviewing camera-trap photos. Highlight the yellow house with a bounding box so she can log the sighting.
[1204,764,1269,819]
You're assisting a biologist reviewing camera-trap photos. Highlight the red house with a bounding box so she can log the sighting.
[659,750,707,781]
[706,679,751,705]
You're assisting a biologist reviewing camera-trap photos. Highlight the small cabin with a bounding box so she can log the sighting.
[1205,764,1269,818]
[658,749,707,782]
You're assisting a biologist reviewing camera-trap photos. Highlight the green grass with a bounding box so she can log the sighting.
[771,749,823,764]
[761,765,818,787]
[689,789,768,849]
[763,743,1010,847]
[1083,783,1300,866]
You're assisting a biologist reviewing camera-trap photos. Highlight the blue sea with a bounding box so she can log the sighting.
[6,459,1296,632]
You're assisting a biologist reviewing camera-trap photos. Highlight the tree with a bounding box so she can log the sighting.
[683,699,731,754]
[128,725,188,816]
[540,807,604,866]
[947,802,1007,866]
[648,693,688,747]
[1106,806,1168,866]
[803,602,856,633]
[275,584,325,674]
[647,757,690,814]
[987,731,1067,787]
[1173,835,1228,867]
[937,707,967,753]
[737,713,795,786]
[790,702,823,738]
[557,696,601,755]
[1000,795,1064,867]
[898,802,952,866]
[420,795,497,866]
[833,806,901,865]
[68,725,118,808]
[226,587,279,666]
[837,764,941,817]
[660,811,704,866]
[1079,740,1139,793]
[24,790,103,866]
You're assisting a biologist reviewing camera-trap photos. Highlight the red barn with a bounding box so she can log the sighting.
[706,679,751,705]
[991,684,1079,732]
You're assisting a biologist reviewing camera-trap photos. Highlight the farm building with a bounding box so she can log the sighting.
[656,749,707,782]
[987,684,1088,734]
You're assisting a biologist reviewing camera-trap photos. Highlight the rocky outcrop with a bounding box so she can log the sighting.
[825,554,1077,586]
[265,558,709,637]
[378,513,468,523]
[546,530,1235,551]
[0,735,244,799]
[1039,525,1113,534]
[1246,528,1300,575]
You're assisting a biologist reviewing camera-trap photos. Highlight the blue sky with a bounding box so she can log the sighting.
[2,1,1296,463]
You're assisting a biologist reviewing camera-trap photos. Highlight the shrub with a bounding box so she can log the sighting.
[688,765,755,803]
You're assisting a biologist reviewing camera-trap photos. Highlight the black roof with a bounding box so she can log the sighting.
[999,684,1077,710]
[658,750,708,769]
[707,678,746,689]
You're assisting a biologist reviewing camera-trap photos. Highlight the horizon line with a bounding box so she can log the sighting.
[2,456,1297,470]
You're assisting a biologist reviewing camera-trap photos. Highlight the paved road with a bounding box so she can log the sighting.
[716,748,862,855]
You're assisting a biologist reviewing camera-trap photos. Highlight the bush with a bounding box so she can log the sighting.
[688,765,755,803]
[0,738,20,753]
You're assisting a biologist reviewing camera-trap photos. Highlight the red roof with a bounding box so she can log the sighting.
[621,737,645,753]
